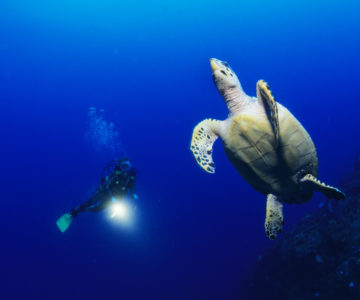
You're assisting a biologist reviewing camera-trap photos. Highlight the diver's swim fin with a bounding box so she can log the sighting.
[56,213,73,233]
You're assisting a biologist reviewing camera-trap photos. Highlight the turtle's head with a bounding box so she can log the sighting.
[210,58,241,96]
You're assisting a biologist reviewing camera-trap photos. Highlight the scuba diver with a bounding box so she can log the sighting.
[56,157,138,233]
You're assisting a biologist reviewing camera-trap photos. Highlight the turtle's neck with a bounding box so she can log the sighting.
[223,87,251,116]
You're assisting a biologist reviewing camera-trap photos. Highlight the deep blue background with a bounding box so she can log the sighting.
[1,0,359,299]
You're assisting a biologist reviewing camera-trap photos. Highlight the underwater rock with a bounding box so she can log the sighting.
[242,158,360,299]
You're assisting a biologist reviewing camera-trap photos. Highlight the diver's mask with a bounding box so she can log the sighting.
[119,160,132,172]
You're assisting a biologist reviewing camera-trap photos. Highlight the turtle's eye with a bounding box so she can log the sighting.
[220,70,227,76]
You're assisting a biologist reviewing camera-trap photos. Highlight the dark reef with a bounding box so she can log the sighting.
[242,158,360,300]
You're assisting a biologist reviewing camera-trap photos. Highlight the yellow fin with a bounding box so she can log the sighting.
[265,194,284,240]
[190,119,220,174]
[300,174,346,200]
[256,80,280,147]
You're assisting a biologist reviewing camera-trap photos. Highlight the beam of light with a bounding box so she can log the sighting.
[110,201,128,219]
[108,198,135,228]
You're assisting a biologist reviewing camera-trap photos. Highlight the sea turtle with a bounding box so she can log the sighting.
[190,58,345,240]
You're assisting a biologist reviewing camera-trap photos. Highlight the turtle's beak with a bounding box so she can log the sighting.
[210,58,222,72]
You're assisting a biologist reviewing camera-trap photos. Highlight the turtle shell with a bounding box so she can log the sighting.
[222,103,318,202]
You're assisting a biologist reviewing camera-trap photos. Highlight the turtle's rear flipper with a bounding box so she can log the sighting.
[257,80,280,147]
[190,119,221,174]
[300,174,346,200]
[265,194,284,240]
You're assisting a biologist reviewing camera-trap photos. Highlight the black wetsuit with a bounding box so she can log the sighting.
[70,163,137,218]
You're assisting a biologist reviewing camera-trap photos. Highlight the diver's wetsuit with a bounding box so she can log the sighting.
[69,159,137,218]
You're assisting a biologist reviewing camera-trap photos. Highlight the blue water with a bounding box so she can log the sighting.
[1,0,359,299]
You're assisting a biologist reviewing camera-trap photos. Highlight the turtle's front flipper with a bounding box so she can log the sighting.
[265,194,284,240]
[190,119,222,174]
[256,80,280,146]
[300,174,346,200]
